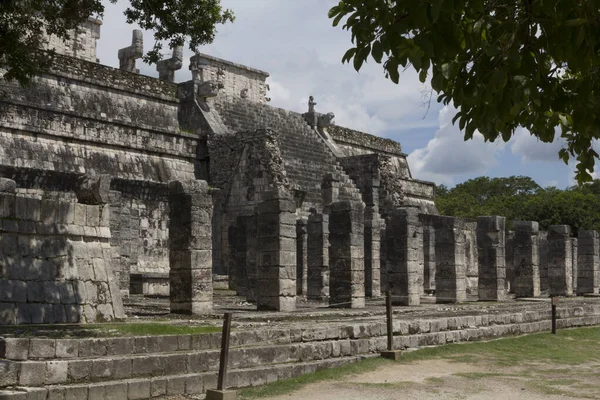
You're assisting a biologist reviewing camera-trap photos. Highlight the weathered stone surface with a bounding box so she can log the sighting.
[386,208,422,306]
[432,216,467,303]
[256,192,297,311]
[477,216,507,301]
[547,225,573,296]
[577,230,600,295]
[307,212,330,301]
[169,180,213,314]
[328,200,365,309]
[513,221,541,298]
[296,219,308,296]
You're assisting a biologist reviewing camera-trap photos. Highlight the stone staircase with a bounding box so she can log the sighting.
[211,97,363,208]
[1,301,600,399]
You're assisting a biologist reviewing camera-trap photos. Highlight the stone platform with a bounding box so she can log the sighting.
[1,293,600,399]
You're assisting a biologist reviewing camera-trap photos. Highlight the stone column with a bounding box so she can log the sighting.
[547,225,573,296]
[505,231,515,293]
[245,214,258,302]
[156,45,183,82]
[464,222,479,295]
[571,238,578,294]
[228,216,247,297]
[386,208,422,306]
[422,223,436,293]
[296,219,308,296]
[321,173,340,209]
[477,216,506,301]
[513,221,540,298]
[577,230,600,294]
[169,180,213,314]
[256,191,296,311]
[307,211,329,301]
[364,216,382,298]
[118,30,143,73]
[432,216,467,303]
[538,231,549,291]
[328,200,365,308]
[379,224,388,293]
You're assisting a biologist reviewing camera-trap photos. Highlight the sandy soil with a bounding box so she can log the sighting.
[256,359,600,400]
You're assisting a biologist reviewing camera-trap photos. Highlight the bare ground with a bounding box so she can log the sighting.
[255,359,600,400]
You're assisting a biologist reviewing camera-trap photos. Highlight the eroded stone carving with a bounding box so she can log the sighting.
[197,80,223,99]
[118,30,143,73]
[303,96,335,128]
[317,112,335,127]
[156,46,183,83]
[240,88,249,98]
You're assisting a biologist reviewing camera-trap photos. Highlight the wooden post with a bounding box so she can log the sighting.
[380,291,401,360]
[551,296,558,334]
[206,313,237,400]
[217,312,233,390]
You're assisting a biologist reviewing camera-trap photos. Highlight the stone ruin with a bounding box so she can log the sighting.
[1,22,600,324]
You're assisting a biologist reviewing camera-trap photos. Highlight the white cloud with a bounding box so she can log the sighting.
[510,128,567,163]
[407,106,506,185]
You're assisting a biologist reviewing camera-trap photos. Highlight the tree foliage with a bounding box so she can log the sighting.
[0,0,234,85]
[436,176,600,234]
[329,1,600,184]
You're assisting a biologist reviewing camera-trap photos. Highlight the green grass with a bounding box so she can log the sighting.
[240,327,600,399]
[0,323,221,338]
[398,327,600,366]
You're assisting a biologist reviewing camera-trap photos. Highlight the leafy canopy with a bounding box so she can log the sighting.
[436,175,600,234]
[0,0,234,85]
[329,0,600,184]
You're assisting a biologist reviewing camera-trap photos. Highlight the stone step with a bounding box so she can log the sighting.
[2,337,379,387]
[0,355,370,400]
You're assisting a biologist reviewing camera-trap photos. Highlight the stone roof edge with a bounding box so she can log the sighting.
[196,52,270,77]
[328,125,404,156]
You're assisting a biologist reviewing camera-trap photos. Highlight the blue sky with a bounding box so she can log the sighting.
[97,0,581,189]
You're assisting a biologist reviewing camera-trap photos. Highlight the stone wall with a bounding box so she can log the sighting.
[0,55,195,182]
[0,179,124,324]
[190,53,270,103]
[43,19,102,63]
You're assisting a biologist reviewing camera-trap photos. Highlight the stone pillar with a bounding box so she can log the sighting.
[513,221,540,298]
[432,216,467,303]
[328,200,365,308]
[256,191,296,311]
[307,211,329,301]
[505,231,515,293]
[228,216,247,297]
[380,224,388,293]
[118,30,143,73]
[538,231,549,291]
[364,216,382,298]
[296,219,308,296]
[321,173,340,209]
[477,216,506,301]
[156,45,183,82]
[547,225,573,296]
[422,223,436,293]
[464,222,479,295]
[571,238,578,294]
[577,230,600,295]
[245,215,258,302]
[168,180,213,314]
[386,208,422,306]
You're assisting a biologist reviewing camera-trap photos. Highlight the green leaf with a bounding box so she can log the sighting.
[341,48,356,64]
[431,0,443,22]
[565,18,587,27]
[387,58,400,84]
[372,40,383,63]
[419,69,428,83]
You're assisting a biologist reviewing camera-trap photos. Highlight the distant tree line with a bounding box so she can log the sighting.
[435,176,600,235]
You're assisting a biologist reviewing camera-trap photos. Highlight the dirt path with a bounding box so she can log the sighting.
[257,359,600,400]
